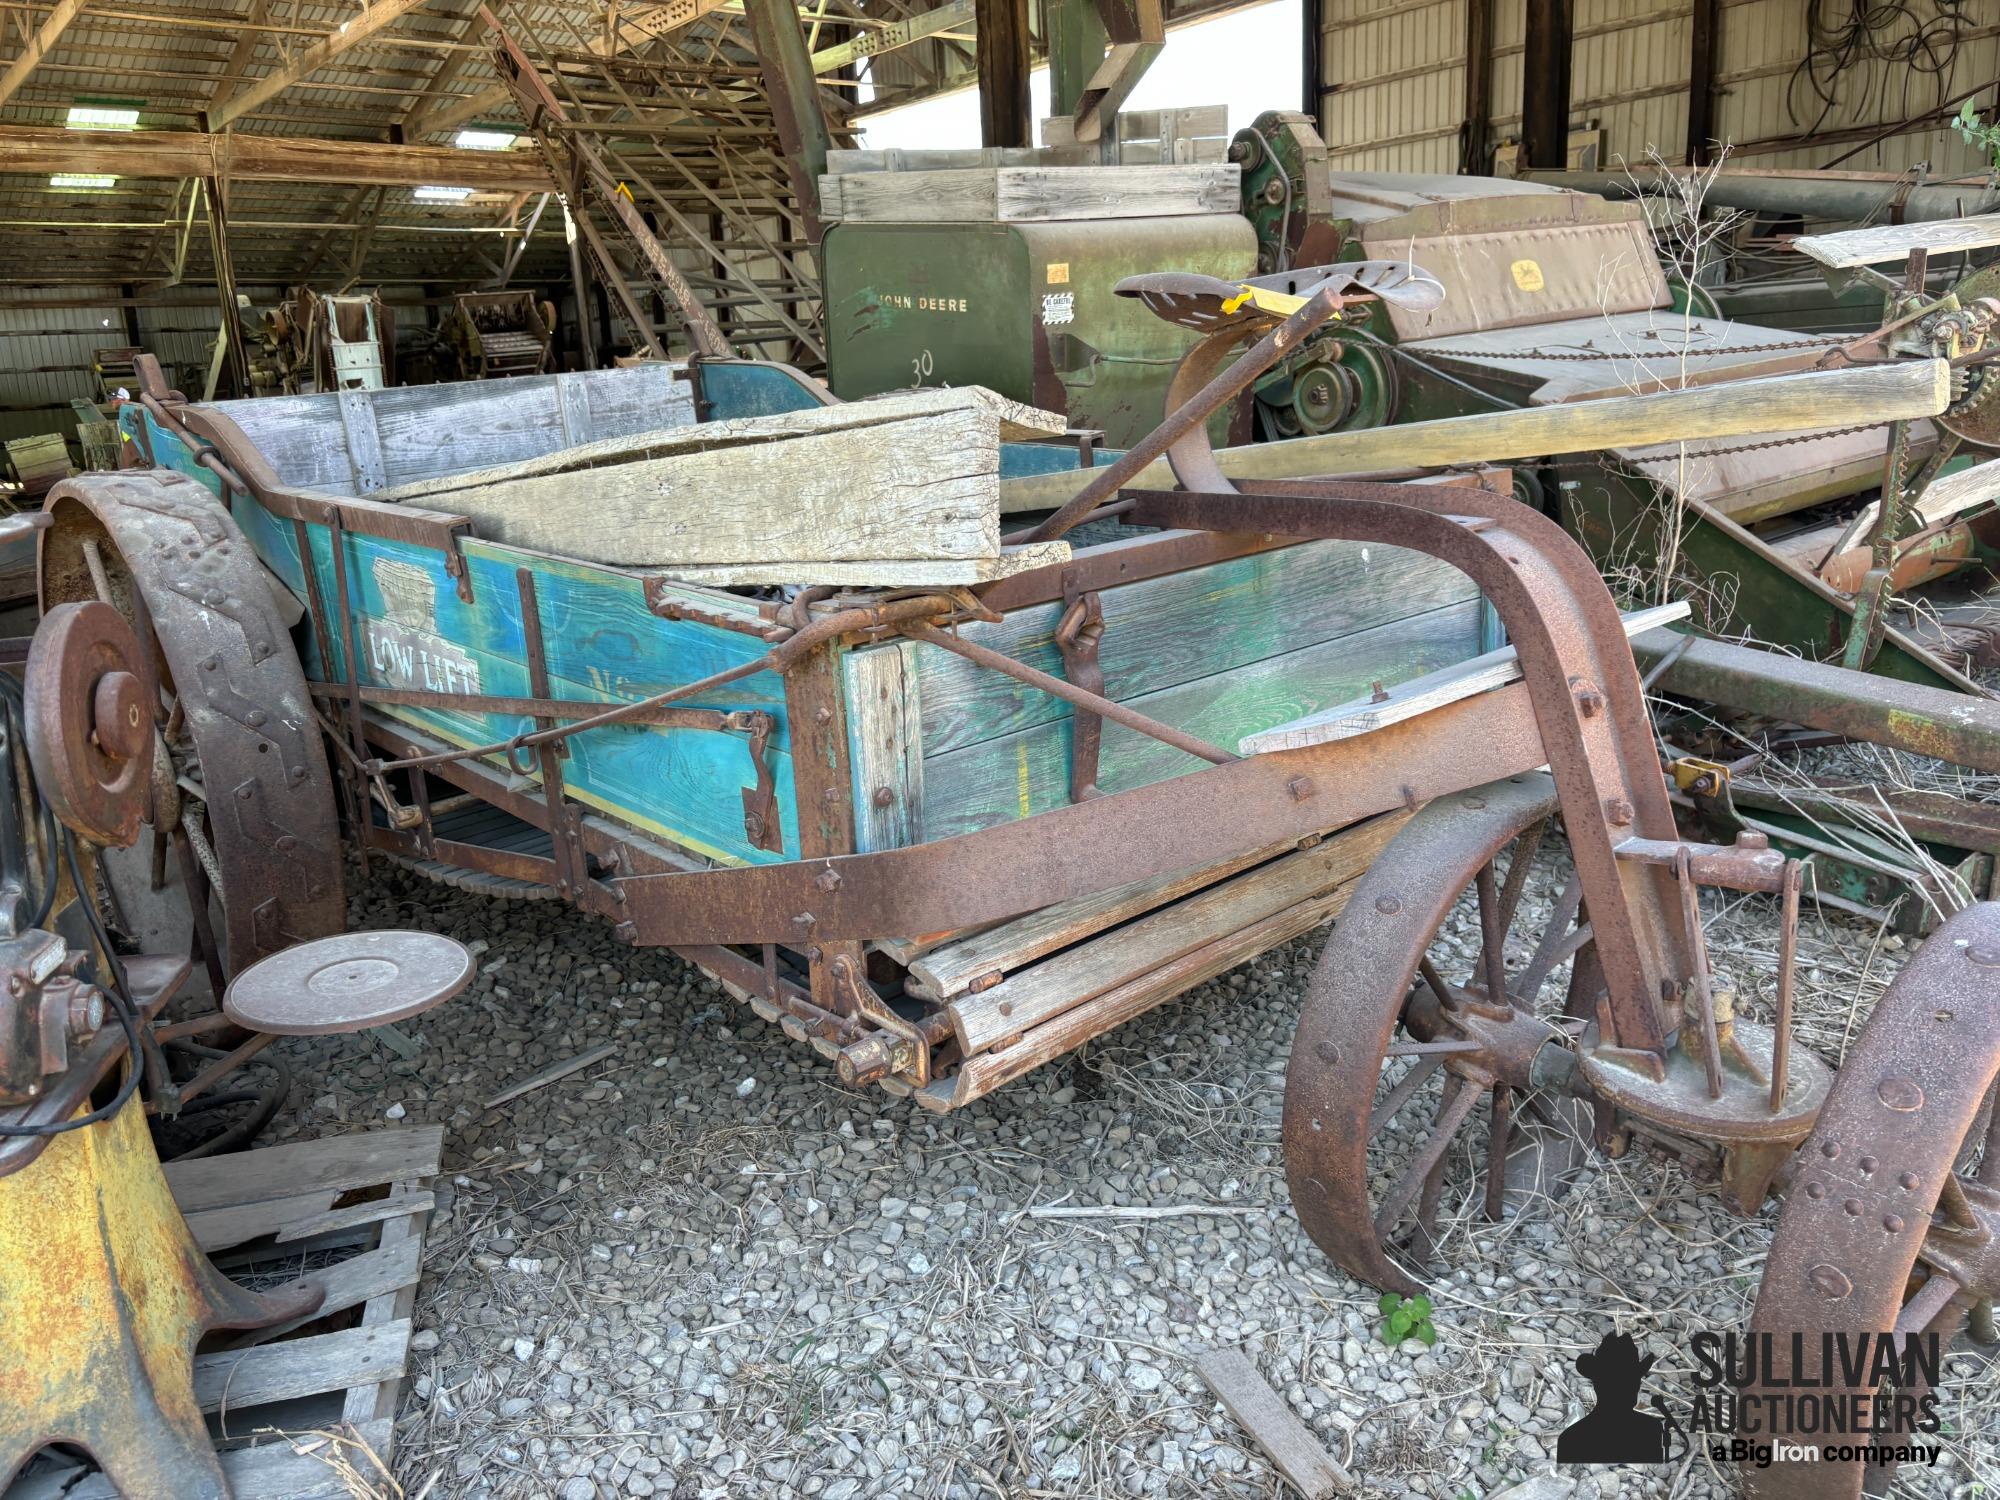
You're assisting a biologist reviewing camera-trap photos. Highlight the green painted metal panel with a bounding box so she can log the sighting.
[822,214,1257,447]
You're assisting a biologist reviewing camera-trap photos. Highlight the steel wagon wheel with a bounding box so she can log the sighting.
[1284,772,1589,1294]
[36,470,344,978]
[1746,903,2000,1500]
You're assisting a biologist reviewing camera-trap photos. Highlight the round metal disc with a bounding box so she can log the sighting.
[23,599,151,847]
[222,930,475,1035]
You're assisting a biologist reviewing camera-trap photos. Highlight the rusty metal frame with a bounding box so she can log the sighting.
[1131,481,1692,1058]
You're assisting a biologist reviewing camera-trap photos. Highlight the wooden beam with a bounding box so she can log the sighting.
[0,125,552,190]
[975,0,1032,148]
[1520,0,1571,169]
[208,0,439,130]
[745,0,832,237]
[1458,0,1491,174]
[1686,0,1718,165]
[997,360,1954,511]
[812,0,971,74]
[205,0,273,111]
[0,0,86,109]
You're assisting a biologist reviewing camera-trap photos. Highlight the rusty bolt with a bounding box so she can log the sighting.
[1374,894,1402,915]
[1603,796,1634,826]
[793,912,817,930]
[1288,776,1314,802]
[67,987,104,1040]
[814,868,843,892]
[872,786,894,808]
[814,706,834,725]
[821,787,840,805]
[1313,1040,1341,1065]
[1574,685,1606,717]
[614,921,637,942]
[235,785,253,801]
[4,974,20,998]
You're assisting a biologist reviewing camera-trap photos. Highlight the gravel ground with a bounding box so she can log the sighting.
[256,842,1998,1500]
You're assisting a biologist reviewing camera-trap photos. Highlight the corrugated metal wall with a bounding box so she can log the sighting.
[1319,0,1465,172]
[1317,0,1997,177]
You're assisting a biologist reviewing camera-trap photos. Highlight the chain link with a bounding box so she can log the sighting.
[1412,336,1853,363]
[1636,423,1884,460]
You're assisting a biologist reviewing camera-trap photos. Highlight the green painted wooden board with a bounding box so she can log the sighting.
[913,538,1478,755]
[920,599,1485,838]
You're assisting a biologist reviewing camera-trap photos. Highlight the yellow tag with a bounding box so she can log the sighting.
[1511,258,1545,292]
[1046,262,1070,285]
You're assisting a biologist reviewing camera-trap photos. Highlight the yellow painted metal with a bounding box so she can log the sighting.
[0,1087,320,1497]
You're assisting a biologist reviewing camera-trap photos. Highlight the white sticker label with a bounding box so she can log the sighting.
[1041,291,1076,327]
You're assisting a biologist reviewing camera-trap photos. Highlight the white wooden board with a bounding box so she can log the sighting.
[1240,602,1688,753]
[1792,213,2000,269]
[652,540,1071,587]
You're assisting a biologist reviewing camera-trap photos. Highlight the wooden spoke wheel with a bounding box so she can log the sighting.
[1747,906,2000,1500]
[1285,773,1593,1294]
[37,471,343,979]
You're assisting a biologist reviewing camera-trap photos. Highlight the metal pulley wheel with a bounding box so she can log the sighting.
[23,601,152,848]
[37,471,344,974]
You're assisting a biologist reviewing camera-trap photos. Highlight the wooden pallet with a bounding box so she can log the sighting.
[8,1125,442,1500]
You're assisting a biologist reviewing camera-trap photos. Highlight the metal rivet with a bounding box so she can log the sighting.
[1857,1156,1877,1175]
[1314,1040,1341,1065]
[1882,1214,1905,1234]
[1808,1264,1853,1300]
[1604,797,1634,826]
[1843,1199,1862,1216]
[1898,1171,1921,1191]
[1821,1140,1841,1159]
[1805,1181,1826,1200]
[1967,945,2000,968]
[1374,894,1402,916]
[871,786,894,808]
[1877,1077,1925,1113]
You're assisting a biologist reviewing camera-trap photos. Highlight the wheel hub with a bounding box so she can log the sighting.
[23,601,152,848]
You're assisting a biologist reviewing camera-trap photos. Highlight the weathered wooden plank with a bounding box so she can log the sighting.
[187,1191,337,1253]
[366,387,1045,568]
[1792,213,2000,269]
[195,1321,408,1417]
[1240,602,1688,753]
[818,164,1238,223]
[949,812,1406,1054]
[1196,1350,1353,1498]
[209,364,694,493]
[907,839,1295,1000]
[165,1127,443,1215]
[911,537,1479,757]
[919,599,1483,839]
[275,1189,435,1244]
[845,639,925,853]
[997,360,1954,512]
[373,386,1064,505]
[238,1234,426,1344]
[922,866,1373,1110]
[38,1420,396,1500]
[346,1177,427,1426]
[997,164,1239,220]
[653,541,1071,588]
